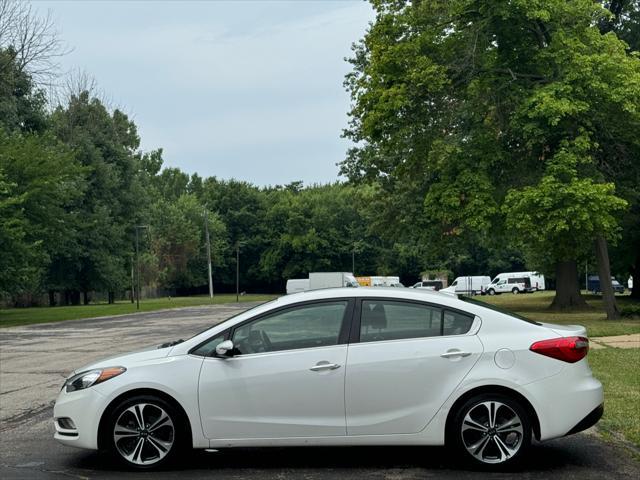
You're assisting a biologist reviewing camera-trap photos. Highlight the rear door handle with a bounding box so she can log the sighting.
[440,350,472,358]
[309,361,341,372]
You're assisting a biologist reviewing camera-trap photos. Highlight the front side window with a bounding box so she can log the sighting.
[231,301,348,355]
[192,332,227,357]
[359,300,442,342]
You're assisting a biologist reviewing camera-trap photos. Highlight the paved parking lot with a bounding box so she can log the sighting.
[1,304,639,479]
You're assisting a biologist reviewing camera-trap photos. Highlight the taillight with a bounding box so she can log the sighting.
[530,336,589,363]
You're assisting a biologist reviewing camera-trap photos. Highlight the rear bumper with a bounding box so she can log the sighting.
[566,403,604,436]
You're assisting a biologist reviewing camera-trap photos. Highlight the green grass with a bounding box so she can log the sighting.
[589,348,640,448]
[479,291,640,337]
[0,294,279,328]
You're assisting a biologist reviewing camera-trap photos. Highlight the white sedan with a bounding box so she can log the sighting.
[54,288,603,469]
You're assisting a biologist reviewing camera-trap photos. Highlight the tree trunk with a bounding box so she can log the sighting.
[108,291,115,304]
[70,290,80,305]
[82,291,89,305]
[594,235,621,320]
[550,260,589,310]
[631,243,640,300]
[63,290,70,306]
[48,290,56,307]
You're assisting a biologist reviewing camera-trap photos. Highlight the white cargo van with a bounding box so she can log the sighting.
[485,271,545,295]
[285,279,310,294]
[308,272,359,290]
[441,276,491,295]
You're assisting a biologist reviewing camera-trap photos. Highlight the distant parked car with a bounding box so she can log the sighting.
[411,280,443,291]
[485,277,531,295]
[587,275,625,294]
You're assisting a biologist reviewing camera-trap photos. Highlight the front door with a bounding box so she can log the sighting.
[345,299,483,435]
[198,300,352,439]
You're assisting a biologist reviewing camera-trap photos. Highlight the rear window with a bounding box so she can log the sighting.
[458,296,541,325]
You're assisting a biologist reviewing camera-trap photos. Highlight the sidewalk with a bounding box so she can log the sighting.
[590,333,640,349]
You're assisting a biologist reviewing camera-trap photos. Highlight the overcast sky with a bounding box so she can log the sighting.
[41,0,374,186]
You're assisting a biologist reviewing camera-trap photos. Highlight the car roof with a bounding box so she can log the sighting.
[274,287,476,312]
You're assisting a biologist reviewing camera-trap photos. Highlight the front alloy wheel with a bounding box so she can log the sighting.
[107,395,185,469]
[451,394,531,467]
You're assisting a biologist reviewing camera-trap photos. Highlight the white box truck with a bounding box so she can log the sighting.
[286,279,310,294]
[309,272,359,290]
[441,276,491,295]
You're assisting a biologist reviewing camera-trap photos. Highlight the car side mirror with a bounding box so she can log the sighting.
[215,340,234,357]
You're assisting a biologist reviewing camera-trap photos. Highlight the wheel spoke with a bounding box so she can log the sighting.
[469,436,491,461]
[114,425,139,442]
[462,415,489,433]
[149,411,170,432]
[486,402,497,428]
[147,436,169,454]
[496,416,523,434]
[126,405,145,430]
[494,434,518,461]
[124,437,144,463]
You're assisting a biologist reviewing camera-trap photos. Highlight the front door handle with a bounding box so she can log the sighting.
[440,350,472,358]
[309,361,341,372]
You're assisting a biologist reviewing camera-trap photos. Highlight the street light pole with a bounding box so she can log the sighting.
[204,210,213,300]
[236,243,240,303]
[135,227,140,310]
[134,225,148,310]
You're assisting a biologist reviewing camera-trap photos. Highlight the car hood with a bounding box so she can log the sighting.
[72,346,173,374]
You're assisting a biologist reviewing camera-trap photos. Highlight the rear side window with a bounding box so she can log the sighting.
[443,310,474,336]
[359,300,474,342]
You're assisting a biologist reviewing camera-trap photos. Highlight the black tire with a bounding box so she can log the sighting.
[512,288,519,294]
[487,288,496,296]
[448,393,532,469]
[105,394,188,470]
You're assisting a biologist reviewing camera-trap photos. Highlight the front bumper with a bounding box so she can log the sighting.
[53,386,108,450]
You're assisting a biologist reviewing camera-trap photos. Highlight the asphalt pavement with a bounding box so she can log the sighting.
[1,303,639,479]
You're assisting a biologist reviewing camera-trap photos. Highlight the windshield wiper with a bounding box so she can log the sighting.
[158,339,184,349]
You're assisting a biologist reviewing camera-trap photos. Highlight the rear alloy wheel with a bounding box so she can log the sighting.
[512,288,520,294]
[451,394,531,468]
[107,395,185,469]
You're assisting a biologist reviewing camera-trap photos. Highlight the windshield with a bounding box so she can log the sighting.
[458,296,541,325]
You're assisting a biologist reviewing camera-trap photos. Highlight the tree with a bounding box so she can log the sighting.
[49,91,142,303]
[0,130,84,300]
[341,0,639,311]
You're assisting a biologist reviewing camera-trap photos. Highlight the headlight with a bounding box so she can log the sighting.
[64,367,126,392]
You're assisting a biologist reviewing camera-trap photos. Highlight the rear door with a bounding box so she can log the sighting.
[345,299,483,435]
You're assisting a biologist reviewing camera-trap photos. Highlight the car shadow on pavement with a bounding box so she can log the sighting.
[66,442,592,477]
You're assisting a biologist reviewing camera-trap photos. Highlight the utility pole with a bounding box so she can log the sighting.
[134,225,148,310]
[204,210,213,300]
[130,256,134,304]
[236,243,240,303]
[352,249,355,274]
